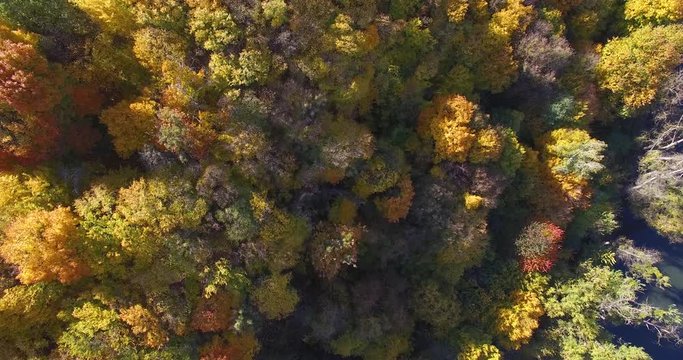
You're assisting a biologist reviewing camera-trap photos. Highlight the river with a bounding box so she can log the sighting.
[609,209,683,359]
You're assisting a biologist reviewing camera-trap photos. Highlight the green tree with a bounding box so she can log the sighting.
[132,27,187,73]
[0,283,65,358]
[251,273,299,320]
[541,263,682,358]
[0,169,67,227]
[262,0,288,27]
[114,174,207,263]
[188,4,239,52]
[58,302,138,359]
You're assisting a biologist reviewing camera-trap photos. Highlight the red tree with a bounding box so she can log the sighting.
[0,39,60,115]
[516,222,564,273]
[191,292,238,333]
[0,109,59,169]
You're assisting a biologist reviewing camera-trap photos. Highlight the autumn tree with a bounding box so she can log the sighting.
[262,0,288,27]
[191,291,238,333]
[496,290,544,350]
[353,153,403,199]
[0,169,67,226]
[419,94,477,163]
[450,0,533,93]
[624,0,683,26]
[0,107,60,168]
[515,20,573,86]
[252,193,309,272]
[310,223,363,279]
[119,304,168,348]
[375,176,415,222]
[1,207,89,284]
[446,0,469,24]
[100,98,157,158]
[319,117,374,184]
[469,127,503,164]
[71,0,136,35]
[324,14,376,57]
[0,38,61,114]
[209,45,273,89]
[597,24,683,111]
[58,302,138,359]
[541,128,606,201]
[132,27,187,73]
[188,3,240,52]
[457,343,502,360]
[328,197,358,226]
[114,174,207,264]
[498,128,526,176]
[516,222,564,273]
[413,281,461,336]
[131,0,187,31]
[84,32,149,92]
[73,177,132,278]
[200,333,261,360]
[0,283,64,358]
[0,0,93,60]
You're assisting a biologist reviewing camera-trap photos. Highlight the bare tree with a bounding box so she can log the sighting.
[616,238,670,287]
[630,70,683,242]
[644,69,683,153]
[515,20,574,86]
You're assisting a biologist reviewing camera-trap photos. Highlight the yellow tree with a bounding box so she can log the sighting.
[115,175,208,238]
[597,24,683,110]
[496,291,544,350]
[446,0,469,24]
[188,2,240,52]
[470,127,503,164]
[132,27,187,73]
[449,0,532,93]
[100,98,156,158]
[419,94,477,163]
[71,0,136,35]
[119,304,168,348]
[0,170,67,227]
[542,128,606,202]
[624,0,683,26]
[458,343,502,360]
[1,207,89,284]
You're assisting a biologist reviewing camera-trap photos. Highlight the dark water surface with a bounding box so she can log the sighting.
[610,210,683,359]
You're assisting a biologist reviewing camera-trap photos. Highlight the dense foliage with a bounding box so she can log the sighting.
[0,1,681,359]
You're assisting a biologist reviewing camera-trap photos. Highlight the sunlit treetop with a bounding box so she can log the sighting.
[597,24,683,111]
[624,0,683,26]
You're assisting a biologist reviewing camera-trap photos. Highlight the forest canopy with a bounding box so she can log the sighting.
[0,0,682,359]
